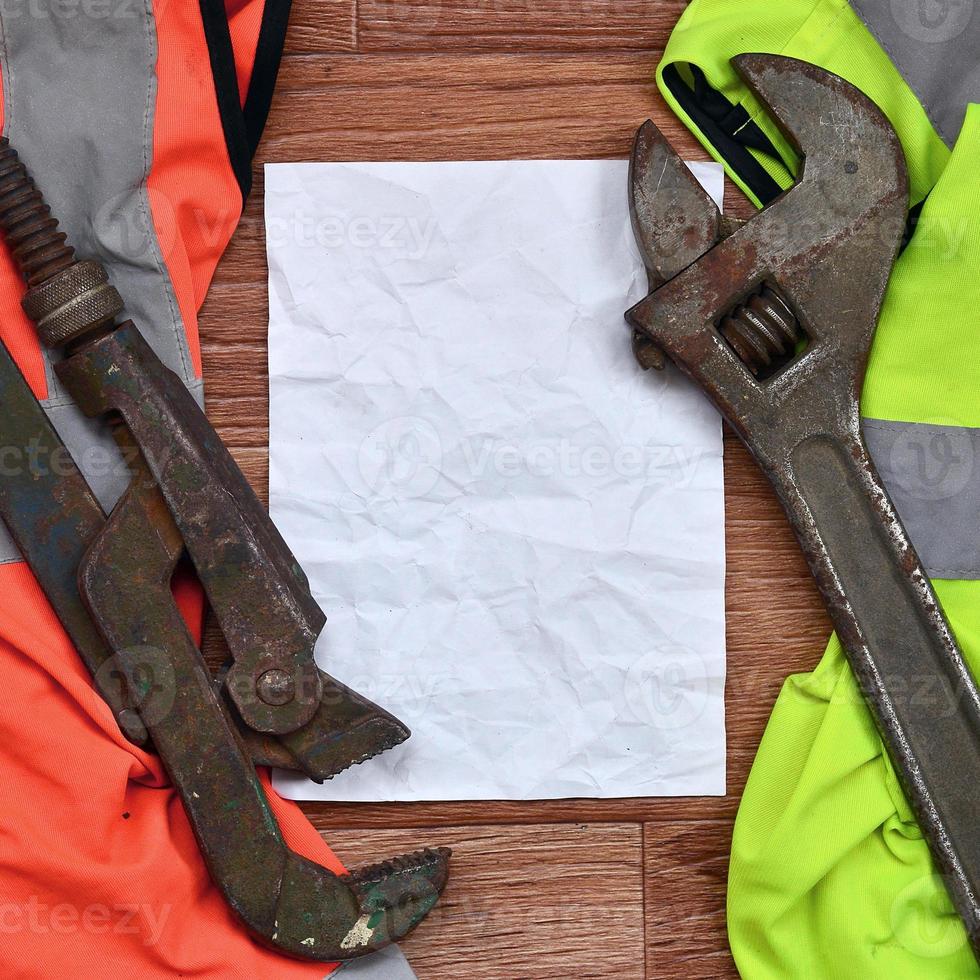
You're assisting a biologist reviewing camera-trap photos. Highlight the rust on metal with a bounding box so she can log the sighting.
[0,136,450,960]
[626,54,980,959]
[58,320,330,736]
[0,345,147,745]
[79,437,448,960]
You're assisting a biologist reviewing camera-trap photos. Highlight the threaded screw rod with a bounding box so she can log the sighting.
[0,137,123,348]
[0,138,76,288]
[719,284,803,377]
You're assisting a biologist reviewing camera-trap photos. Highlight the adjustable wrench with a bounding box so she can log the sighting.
[627,54,980,955]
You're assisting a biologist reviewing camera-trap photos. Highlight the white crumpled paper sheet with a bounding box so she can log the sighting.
[267,159,727,802]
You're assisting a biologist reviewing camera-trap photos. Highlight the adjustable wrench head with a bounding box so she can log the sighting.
[626,55,909,433]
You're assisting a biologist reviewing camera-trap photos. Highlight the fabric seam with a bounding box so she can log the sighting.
[137,0,194,385]
[847,0,949,147]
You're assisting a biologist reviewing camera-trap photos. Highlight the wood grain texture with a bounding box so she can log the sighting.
[357,0,690,51]
[645,821,737,978]
[196,1,834,974]
[283,0,356,53]
[329,824,645,978]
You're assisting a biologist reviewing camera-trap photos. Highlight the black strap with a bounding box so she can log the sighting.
[661,63,785,205]
[198,0,253,199]
[198,0,293,199]
[902,198,926,250]
[243,1,293,159]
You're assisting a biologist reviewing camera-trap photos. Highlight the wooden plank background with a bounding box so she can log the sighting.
[199,2,833,975]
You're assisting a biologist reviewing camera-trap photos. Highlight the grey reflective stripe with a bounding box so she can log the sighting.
[850,0,980,147]
[0,0,199,562]
[865,417,980,579]
[336,946,417,979]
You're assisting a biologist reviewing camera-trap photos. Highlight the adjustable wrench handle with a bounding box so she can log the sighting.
[775,423,980,946]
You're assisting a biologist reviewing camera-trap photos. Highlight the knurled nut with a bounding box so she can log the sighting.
[21,260,123,349]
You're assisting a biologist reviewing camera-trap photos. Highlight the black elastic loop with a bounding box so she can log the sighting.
[662,63,785,205]
[243,1,293,159]
[198,0,254,200]
[902,198,926,251]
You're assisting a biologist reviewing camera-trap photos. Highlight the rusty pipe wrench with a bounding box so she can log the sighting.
[0,139,451,959]
[0,131,413,766]
[626,54,980,955]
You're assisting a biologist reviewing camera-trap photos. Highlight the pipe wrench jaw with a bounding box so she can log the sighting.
[340,847,452,954]
[229,666,411,782]
[626,54,909,402]
[268,846,451,961]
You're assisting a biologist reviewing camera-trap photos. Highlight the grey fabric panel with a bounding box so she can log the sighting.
[0,0,201,562]
[865,418,980,579]
[336,946,417,979]
[850,0,980,146]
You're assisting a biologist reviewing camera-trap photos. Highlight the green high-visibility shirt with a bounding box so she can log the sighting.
[656,1,980,975]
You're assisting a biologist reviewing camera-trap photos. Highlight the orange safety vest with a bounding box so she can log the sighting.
[0,3,405,976]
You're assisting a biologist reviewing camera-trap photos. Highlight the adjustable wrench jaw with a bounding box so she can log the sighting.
[628,119,723,371]
[628,119,722,295]
[626,54,909,459]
